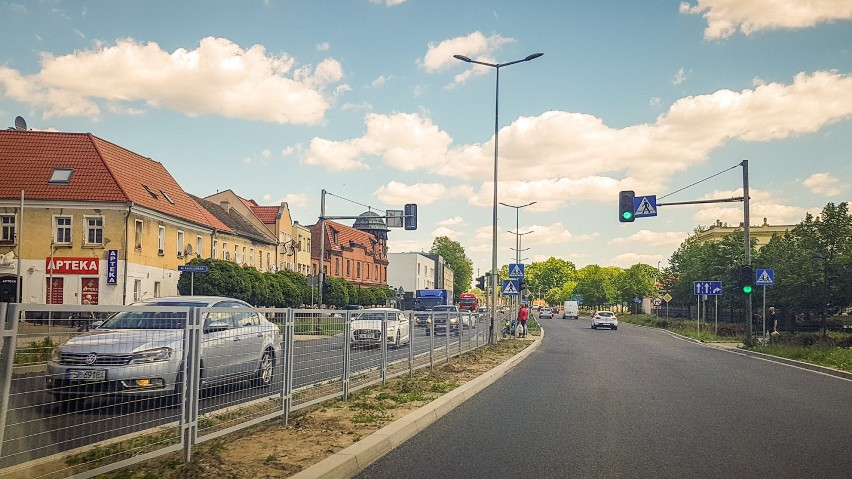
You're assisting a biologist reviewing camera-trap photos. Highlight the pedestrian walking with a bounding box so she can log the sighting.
[517,304,529,338]
[768,306,778,337]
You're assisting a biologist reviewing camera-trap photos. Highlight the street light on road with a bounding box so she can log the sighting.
[501,202,537,264]
[454,52,543,344]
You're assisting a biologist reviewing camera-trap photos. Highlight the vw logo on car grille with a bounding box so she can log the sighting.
[85,353,98,365]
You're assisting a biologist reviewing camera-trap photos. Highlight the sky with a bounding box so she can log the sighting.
[1,0,851,278]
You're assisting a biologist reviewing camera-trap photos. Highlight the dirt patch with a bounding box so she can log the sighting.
[88,338,533,479]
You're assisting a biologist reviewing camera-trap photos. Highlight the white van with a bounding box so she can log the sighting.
[563,300,579,319]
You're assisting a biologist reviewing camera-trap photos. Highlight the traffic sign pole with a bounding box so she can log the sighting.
[762,285,766,339]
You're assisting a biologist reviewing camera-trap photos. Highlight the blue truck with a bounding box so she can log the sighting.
[413,289,453,327]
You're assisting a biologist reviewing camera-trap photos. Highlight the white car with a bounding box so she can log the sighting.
[538,307,553,319]
[350,308,411,348]
[591,311,618,330]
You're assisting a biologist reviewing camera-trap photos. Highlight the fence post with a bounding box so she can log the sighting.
[0,302,21,459]
[283,308,295,425]
[182,306,202,464]
[408,312,414,378]
[445,313,450,363]
[342,310,351,401]
[429,313,434,371]
[381,311,388,386]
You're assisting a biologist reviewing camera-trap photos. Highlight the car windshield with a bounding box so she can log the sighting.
[355,312,394,321]
[100,310,188,329]
[459,298,476,304]
[432,306,456,311]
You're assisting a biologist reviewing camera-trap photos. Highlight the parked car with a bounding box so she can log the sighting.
[591,311,618,330]
[538,307,553,319]
[46,296,281,402]
[350,308,410,348]
[342,304,364,310]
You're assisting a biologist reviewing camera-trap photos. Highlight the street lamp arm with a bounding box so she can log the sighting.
[454,53,543,69]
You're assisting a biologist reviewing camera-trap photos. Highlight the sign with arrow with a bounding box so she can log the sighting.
[693,280,722,296]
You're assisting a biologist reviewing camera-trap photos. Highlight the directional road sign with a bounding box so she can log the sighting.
[178,265,209,273]
[502,279,520,296]
[633,297,641,304]
[633,195,657,218]
[755,268,774,286]
[508,263,525,278]
[693,280,722,296]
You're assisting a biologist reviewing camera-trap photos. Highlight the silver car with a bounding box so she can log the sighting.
[46,296,281,401]
[349,308,410,348]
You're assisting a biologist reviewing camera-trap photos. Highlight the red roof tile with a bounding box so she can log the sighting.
[0,130,230,232]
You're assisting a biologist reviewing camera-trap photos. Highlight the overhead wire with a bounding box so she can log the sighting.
[658,163,741,200]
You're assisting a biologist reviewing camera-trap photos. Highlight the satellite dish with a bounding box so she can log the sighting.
[14,116,27,131]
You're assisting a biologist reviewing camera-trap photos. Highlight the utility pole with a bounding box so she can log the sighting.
[743,160,753,345]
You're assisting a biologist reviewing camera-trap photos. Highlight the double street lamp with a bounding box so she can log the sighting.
[454,52,543,344]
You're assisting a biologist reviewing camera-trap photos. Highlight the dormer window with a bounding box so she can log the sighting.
[142,184,159,200]
[49,168,73,184]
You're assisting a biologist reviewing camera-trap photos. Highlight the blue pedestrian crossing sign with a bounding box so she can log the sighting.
[508,263,525,278]
[502,279,520,296]
[755,268,774,286]
[633,195,657,218]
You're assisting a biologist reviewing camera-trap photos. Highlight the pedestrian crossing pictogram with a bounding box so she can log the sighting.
[502,279,520,295]
[636,197,656,215]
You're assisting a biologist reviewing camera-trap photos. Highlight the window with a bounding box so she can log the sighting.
[331,230,338,245]
[154,281,161,298]
[176,230,185,257]
[248,247,253,264]
[221,242,227,259]
[158,226,165,255]
[134,220,143,249]
[160,190,175,204]
[196,236,203,258]
[356,262,361,278]
[213,240,218,259]
[234,244,239,263]
[335,258,340,275]
[375,265,379,281]
[0,214,15,243]
[54,216,72,244]
[49,168,73,184]
[266,252,271,270]
[133,279,141,302]
[346,260,350,277]
[83,216,104,245]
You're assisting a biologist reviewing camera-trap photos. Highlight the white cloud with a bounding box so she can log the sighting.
[283,193,308,207]
[370,0,407,6]
[261,149,271,158]
[610,229,689,247]
[374,181,468,205]
[299,71,852,211]
[316,42,330,51]
[431,226,462,240]
[0,37,342,123]
[680,0,852,39]
[609,253,667,269]
[438,216,464,226]
[803,172,846,196]
[690,188,809,225]
[387,238,432,254]
[421,32,515,74]
[371,75,390,87]
[673,67,687,85]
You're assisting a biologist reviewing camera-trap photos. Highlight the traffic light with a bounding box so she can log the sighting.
[476,275,485,290]
[739,265,754,294]
[404,203,417,230]
[518,278,528,294]
[619,190,635,222]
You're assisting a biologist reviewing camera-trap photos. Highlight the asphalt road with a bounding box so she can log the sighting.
[357,314,852,479]
[0,317,489,468]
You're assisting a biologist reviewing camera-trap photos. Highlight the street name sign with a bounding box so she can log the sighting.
[178,265,209,273]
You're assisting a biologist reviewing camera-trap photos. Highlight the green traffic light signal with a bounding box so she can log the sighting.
[622,211,633,221]
[742,284,753,294]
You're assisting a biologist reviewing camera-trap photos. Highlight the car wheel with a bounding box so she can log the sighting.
[613,326,618,330]
[591,323,596,329]
[255,350,274,387]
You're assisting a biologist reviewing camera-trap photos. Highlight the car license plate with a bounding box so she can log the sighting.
[357,334,373,340]
[67,369,106,381]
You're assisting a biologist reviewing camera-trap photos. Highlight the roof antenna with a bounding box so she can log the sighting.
[14,116,27,131]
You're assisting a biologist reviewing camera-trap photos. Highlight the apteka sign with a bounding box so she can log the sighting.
[45,257,99,275]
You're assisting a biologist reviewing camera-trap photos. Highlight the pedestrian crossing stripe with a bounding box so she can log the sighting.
[509,264,523,277]
[636,197,656,215]
[757,270,772,284]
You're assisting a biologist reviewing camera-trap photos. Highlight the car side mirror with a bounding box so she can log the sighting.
[204,320,230,333]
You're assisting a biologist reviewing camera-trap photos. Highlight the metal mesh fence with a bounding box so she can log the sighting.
[0,303,494,479]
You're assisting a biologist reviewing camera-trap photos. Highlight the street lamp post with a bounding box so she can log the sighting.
[454,53,543,344]
[812,253,829,337]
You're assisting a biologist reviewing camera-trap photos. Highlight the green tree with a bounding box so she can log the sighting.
[430,236,473,301]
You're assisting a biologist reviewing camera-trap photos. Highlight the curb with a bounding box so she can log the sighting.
[290,330,544,479]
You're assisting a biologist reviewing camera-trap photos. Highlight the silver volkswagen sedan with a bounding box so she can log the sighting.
[46,296,281,401]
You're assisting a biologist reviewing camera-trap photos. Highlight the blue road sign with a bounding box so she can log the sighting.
[508,263,525,278]
[633,297,641,304]
[755,268,774,286]
[178,265,209,273]
[633,195,657,218]
[693,280,722,296]
[502,279,520,295]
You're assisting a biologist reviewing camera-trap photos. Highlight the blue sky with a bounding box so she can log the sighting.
[1,0,851,277]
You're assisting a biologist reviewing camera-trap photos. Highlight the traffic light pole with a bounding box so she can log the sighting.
[742,160,753,345]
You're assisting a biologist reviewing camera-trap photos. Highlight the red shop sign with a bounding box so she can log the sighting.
[45,257,99,275]
[81,278,99,305]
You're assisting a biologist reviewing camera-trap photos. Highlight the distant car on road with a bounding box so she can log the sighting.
[46,296,281,402]
[350,308,410,348]
[591,311,618,330]
[427,305,463,334]
[538,307,553,319]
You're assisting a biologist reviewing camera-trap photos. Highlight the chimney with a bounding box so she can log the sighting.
[219,200,231,212]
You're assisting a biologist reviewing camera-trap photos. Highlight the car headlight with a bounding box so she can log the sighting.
[426,318,432,324]
[50,347,62,362]
[130,347,172,364]
[450,317,458,324]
